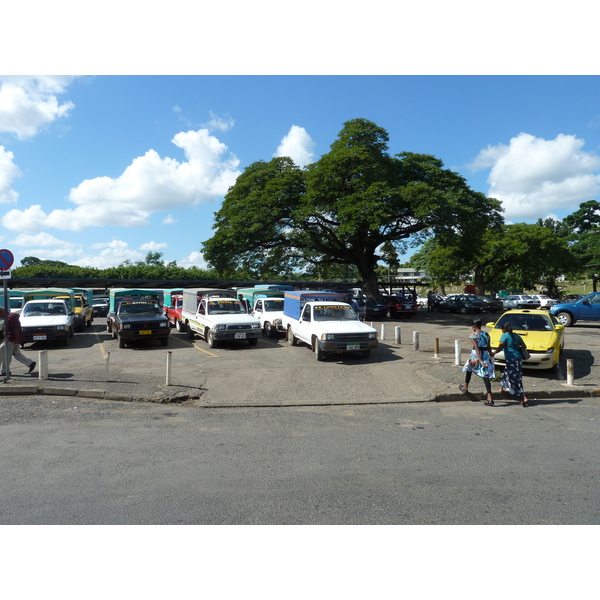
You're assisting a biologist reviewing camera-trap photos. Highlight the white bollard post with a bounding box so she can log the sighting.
[454,340,461,366]
[38,349,48,380]
[105,351,110,381]
[566,359,574,385]
[395,326,401,345]
[434,338,440,359]
[380,324,385,340]
[166,351,172,386]
[413,331,419,351]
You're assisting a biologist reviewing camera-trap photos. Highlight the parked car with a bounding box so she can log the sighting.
[380,295,418,318]
[416,295,428,308]
[481,295,504,313]
[529,294,558,309]
[550,291,600,326]
[356,297,387,320]
[564,294,584,302]
[92,296,109,317]
[501,295,541,310]
[486,309,564,371]
[435,294,488,314]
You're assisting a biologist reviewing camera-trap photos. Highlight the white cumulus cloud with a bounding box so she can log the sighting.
[0,146,20,203]
[274,125,315,167]
[139,241,167,252]
[470,132,600,220]
[72,240,144,269]
[1,128,242,233]
[178,251,208,269]
[0,76,75,139]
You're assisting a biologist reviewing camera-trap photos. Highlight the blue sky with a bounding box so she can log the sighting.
[2,4,599,272]
[1,75,599,271]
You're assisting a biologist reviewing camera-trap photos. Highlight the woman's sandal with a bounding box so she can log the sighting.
[459,385,468,394]
[484,399,495,406]
[520,399,530,407]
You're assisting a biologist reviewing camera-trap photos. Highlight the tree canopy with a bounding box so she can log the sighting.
[202,118,503,297]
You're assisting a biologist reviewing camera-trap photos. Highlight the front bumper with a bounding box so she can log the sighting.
[23,327,70,343]
[492,349,558,370]
[119,329,170,341]
[318,339,378,354]
[213,329,261,341]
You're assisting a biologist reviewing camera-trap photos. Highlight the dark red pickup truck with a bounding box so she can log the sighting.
[164,292,184,331]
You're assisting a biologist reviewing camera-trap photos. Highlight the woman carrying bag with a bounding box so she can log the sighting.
[460,318,495,405]
[491,323,530,407]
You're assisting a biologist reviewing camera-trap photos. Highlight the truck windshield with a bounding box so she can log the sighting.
[119,302,160,315]
[263,299,284,311]
[23,303,66,316]
[207,300,244,314]
[313,305,358,321]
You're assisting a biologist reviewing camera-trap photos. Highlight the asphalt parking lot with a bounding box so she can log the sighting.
[2,308,599,406]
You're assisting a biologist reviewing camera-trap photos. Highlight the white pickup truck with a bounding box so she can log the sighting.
[282,291,378,360]
[180,288,261,348]
[20,298,75,346]
[251,296,285,338]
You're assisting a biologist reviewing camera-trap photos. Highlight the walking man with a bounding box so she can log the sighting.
[0,306,36,376]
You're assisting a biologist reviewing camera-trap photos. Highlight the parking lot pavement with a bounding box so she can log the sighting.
[0,311,599,407]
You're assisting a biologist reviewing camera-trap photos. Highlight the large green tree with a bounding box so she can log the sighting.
[412,223,579,296]
[562,200,600,287]
[202,118,502,297]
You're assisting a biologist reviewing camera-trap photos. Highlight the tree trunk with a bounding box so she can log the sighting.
[473,267,486,296]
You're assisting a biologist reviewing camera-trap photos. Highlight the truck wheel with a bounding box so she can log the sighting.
[69,325,75,338]
[186,324,195,339]
[206,329,216,348]
[313,339,325,361]
[287,327,297,346]
[556,311,573,327]
[86,317,93,327]
[248,337,258,346]
[176,319,184,332]
[118,333,126,348]
[265,322,275,338]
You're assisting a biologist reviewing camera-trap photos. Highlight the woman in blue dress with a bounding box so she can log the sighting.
[491,323,530,407]
[459,318,495,405]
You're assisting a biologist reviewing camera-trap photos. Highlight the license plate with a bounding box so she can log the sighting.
[139,330,152,335]
[235,332,247,339]
[346,344,360,351]
[33,335,47,341]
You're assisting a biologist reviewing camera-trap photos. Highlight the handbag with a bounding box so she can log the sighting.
[511,332,530,360]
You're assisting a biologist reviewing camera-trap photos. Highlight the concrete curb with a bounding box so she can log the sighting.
[1,383,598,407]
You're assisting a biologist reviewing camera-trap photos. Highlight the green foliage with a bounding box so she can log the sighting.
[561,200,600,275]
[12,257,219,282]
[202,118,501,297]
[413,223,579,295]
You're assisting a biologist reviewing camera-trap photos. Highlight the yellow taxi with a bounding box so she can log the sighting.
[486,309,564,371]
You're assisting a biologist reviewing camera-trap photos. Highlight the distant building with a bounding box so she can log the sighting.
[392,268,429,283]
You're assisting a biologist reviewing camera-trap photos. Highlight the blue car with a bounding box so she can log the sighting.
[550,292,600,326]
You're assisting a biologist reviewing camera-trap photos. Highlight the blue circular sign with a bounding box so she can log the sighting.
[0,249,14,270]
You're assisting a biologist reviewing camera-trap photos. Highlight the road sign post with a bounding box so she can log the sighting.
[0,249,15,383]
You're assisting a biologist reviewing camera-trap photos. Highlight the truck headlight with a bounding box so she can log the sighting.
[368,332,377,339]
[159,322,167,328]
[252,323,260,329]
[216,324,227,330]
[320,333,335,341]
[123,324,131,329]
[55,325,65,331]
